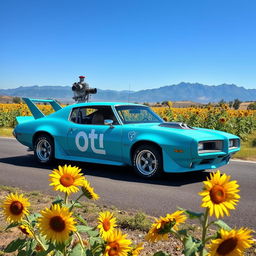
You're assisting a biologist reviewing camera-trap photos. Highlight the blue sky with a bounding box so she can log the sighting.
[1,0,256,90]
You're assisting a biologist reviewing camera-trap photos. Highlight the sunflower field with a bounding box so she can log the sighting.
[0,103,256,140]
[152,105,256,140]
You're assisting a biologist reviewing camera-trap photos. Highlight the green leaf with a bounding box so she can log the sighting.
[213,220,232,231]
[55,251,63,256]
[27,213,41,222]
[4,238,27,253]
[25,238,37,255]
[36,244,55,256]
[178,207,204,219]
[54,242,66,252]
[201,248,209,256]
[52,195,63,205]
[178,229,189,237]
[183,236,201,256]
[76,225,93,233]
[153,251,169,256]
[87,229,99,237]
[85,249,93,256]
[89,237,102,246]
[75,214,88,225]
[76,225,99,237]
[27,213,41,227]
[70,200,83,208]
[17,250,27,256]
[5,222,19,231]
[70,243,86,256]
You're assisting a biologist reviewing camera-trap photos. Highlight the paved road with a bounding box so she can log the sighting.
[0,137,255,229]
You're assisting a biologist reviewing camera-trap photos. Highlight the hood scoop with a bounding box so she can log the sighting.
[159,122,194,129]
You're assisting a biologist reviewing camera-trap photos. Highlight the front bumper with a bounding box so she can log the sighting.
[162,147,239,173]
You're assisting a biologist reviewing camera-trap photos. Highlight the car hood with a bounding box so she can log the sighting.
[125,122,239,141]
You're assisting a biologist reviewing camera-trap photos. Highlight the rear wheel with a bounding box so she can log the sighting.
[132,144,163,178]
[34,134,54,164]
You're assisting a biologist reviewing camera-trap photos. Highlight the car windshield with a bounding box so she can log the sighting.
[115,105,163,124]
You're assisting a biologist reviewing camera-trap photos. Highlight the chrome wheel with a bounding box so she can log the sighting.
[135,149,157,176]
[36,138,52,162]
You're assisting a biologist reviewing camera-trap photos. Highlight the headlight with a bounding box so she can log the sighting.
[229,139,239,148]
[198,142,204,151]
[198,140,223,153]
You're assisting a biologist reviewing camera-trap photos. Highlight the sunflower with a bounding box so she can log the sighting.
[98,211,117,239]
[18,225,32,237]
[104,229,132,256]
[49,165,85,195]
[208,228,254,256]
[145,210,187,242]
[1,193,30,222]
[38,204,76,244]
[129,243,144,256]
[199,170,240,218]
[81,180,100,200]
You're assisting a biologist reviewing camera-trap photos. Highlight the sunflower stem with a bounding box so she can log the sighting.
[92,244,102,254]
[70,193,83,211]
[206,220,215,229]
[63,247,67,256]
[25,216,47,252]
[75,231,85,249]
[64,192,69,204]
[200,207,209,256]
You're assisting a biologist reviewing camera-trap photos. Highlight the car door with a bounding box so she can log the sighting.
[66,106,123,162]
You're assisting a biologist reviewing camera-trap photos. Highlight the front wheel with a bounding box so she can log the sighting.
[34,134,54,164]
[132,144,163,178]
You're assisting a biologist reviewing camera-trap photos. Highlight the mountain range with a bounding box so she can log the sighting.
[0,82,256,103]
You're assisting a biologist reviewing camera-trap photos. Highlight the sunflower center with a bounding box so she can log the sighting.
[10,201,24,215]
[82,187,93,199]
[210,185,226,204]
[60,174,74,187]
[49,216,66,232]
[108,242,120,256]
[19,226,30,236]
[158,220,176,234]
[217,237,238,255]
[103,219,111,231]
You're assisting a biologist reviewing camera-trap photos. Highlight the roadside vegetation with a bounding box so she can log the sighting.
[0,166,255,255]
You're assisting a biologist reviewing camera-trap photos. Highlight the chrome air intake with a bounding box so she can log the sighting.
[159,122,193,129]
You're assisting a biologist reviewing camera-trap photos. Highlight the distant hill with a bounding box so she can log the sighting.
[0,83,256,103]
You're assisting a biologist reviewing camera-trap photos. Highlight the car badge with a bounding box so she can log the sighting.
[128,131,136,141]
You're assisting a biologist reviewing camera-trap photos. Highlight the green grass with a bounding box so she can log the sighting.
[117,211,152,231]
[234,131,256,161]
[0,127,13,137]
[0,127,255,161]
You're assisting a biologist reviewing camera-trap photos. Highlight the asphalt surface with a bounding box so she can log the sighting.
[0,137,255,229]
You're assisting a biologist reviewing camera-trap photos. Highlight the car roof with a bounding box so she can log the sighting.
[65,102,146,109]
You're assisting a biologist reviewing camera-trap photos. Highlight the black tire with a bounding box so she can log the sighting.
[34,134,54,164]
[132,144,163,178]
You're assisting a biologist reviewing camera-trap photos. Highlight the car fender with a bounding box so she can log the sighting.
[122,130,193,169]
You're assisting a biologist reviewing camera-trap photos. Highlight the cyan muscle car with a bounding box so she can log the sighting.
[13,98,240,178]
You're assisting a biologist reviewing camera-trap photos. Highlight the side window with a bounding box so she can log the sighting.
[70,108,79,123]
[70,106,119,125]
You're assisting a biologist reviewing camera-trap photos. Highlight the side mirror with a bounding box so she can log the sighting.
[104,119,114,128]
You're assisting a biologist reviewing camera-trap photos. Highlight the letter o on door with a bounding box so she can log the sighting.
[75,131,89,152]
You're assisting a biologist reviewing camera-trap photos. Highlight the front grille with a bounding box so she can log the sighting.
[200,159,214,164]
